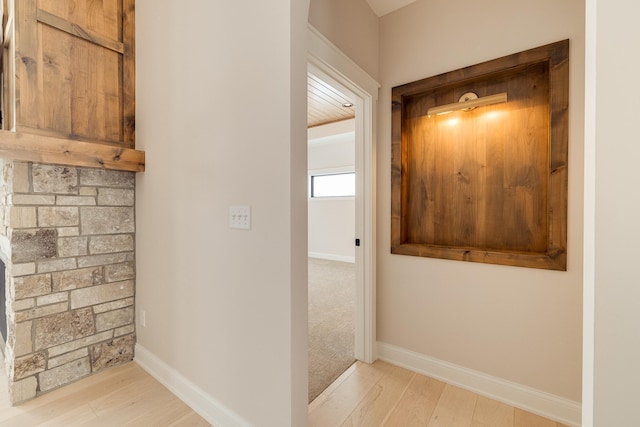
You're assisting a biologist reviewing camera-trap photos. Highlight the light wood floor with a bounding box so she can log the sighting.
[0,358,210,426]
[309,360,571,427]
[1,354,570,426]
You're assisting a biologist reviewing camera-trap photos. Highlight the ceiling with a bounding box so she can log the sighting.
[365,0,417,17]
[307,0,416,128]
[307,73,355,128]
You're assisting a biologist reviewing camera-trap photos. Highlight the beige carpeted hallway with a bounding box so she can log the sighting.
[308,258,356,402]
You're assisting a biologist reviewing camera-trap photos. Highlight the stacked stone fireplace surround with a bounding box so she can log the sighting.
[0,160,135,404]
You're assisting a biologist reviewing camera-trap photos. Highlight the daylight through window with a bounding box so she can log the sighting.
[310,172,355,197]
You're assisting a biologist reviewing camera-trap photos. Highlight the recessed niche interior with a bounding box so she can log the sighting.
[391,40,569,270]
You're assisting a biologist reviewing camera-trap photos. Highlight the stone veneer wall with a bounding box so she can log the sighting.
[0,161,135,404]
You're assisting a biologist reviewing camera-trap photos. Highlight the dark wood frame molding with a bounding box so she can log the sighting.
[391,40,569,270]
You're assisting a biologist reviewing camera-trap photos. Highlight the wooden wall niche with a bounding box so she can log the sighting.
[391,40,569,270]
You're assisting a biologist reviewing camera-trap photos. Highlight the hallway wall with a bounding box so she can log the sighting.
[376,0,584,402]
[135,1,309,425]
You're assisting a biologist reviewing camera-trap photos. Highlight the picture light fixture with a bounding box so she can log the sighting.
[427,92,508,117]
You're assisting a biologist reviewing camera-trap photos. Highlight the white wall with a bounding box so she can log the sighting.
[308,120,355,262]
[308,0,379,80]
[131,0,640,423]
[377,0,584,402]
[588,0,640,424]
[135,1,309,426]
[308,198,355,262]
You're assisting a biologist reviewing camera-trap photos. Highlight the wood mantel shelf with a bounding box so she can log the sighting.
[0,130,145,172]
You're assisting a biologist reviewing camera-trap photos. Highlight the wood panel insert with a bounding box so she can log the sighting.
[391,40,569,270]
[0,0,142,172]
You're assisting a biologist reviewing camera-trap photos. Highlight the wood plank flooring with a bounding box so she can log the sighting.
[1,352,571,426]
[0,357,209,426]
[309,361,572,427]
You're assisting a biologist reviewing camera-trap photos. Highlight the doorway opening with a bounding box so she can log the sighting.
[306,25,379,402]
[307,76,357,400]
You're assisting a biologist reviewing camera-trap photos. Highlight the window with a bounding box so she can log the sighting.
[310,172,355,198]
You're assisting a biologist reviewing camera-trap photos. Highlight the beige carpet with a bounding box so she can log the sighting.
[308,258,355,402]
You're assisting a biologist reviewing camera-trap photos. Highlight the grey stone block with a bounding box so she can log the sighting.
[79,169,134,188]
[10,262,36,277]
[93,297,134,314]
[32,164,78,194]
[80,207,134,235]
[79,187,98,196]
[97,188,134,206]
[12,274,52,299]
[52,267,104,292]
[13,352,46,380]
[11,229,57,263]
[14,321,33,357]
[57,227,80,237]
[70,280,134,309]
[48,348,89,369]
[9,207,37,228]
[38,207,79,227]
[14,302,69,322]
[105,262,135,282]
[114,325,135,337]
[77,252,131,268]
[91,334,134,372]
[39,357,90,392]
[48,331,113,358]
[37,258,78,273]
[34,307,95,350]
[12,195,56,205]
[96,307,134,332]
[12,298,35,311]
[58,236,88,258]
[56,196,96,206]
[8,376,38,404]
[36,292,68,306]
[12,162,31,194]
[89,235,134,254]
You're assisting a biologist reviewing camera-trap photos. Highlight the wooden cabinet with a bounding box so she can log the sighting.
[0,0,143,172]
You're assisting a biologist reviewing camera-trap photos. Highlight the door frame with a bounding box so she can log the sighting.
[308,25,379,363]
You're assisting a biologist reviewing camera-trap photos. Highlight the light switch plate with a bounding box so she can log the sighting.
[230,206,251,230]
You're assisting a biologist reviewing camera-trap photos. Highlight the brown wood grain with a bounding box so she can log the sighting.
[41,23,72,136]
[384,374,446,426]
[0,362,208,426]
[2,5,15,131]
[15,0,41,130]
[471,396,515,427]
[308,360,570,427]
[0,357,569,427]
[341,363,415,426]
[0,130,145,172]
[123,0,136,146]
[307,73,355,128]
[36,9,125,54]
[427,385,478,426]
[9,0,135,148]
[391,40,569,271]
[38,0,122,41]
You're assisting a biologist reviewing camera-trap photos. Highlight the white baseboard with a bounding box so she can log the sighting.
[135,344,250,427]
[377,342,581,427]
[308,252,355,263]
